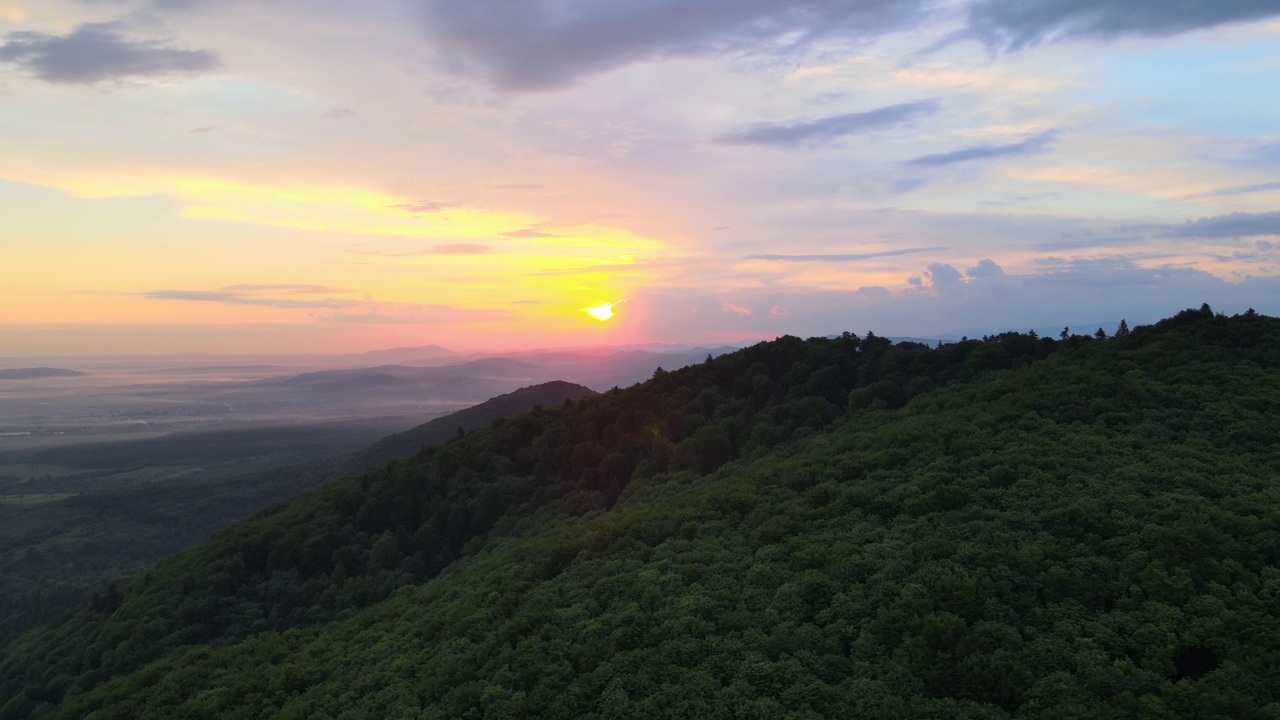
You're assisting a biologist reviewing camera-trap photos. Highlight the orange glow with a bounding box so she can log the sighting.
[583,303,615,321]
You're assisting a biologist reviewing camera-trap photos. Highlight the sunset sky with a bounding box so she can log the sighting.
[3,0,1279,355]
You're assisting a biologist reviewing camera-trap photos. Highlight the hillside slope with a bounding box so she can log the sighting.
[348,380,597,468]
[3,307,1278,719]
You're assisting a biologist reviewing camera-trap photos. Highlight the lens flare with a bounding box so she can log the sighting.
[583,302,615,321]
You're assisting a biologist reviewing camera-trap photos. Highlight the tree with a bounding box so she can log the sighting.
[670,424,733,474]
[1116,319,1130,337]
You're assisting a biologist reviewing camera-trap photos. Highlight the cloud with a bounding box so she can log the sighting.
[0,22,220,83]
[892,178,929,194]
[719,100,939,147]
[1254,142,1280,165]
[527,258,695,277]
[502,227,561,238]
[1185,181,1280,200]
[962,0,1280,51]
[420,0,932,91]
[390,200,464,214]
[747,246,948,262]
[1028,255,1183,284]
[488,183,545,190]
[1215,240,1280,264]
[145,286,508,324]
[431,243,491,254]
[312,305,512,325]
[966,258,1004,278]
[615,261,1280,343]
[352,244,493,257]
[1167,210,1280,239]
[137,0,212,10]
[905,130,1057,167]
[926,262,963,284]
[218,284,356,294]
[144,289,362,309]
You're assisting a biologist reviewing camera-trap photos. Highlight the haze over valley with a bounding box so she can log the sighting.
[0,343,740,495]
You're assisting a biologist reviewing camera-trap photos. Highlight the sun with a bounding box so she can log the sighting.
[583,302,615,322]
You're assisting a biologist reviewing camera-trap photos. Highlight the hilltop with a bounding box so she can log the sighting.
[2,307,1277,719]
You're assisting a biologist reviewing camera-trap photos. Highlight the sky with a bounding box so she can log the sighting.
[2,0,1280,355]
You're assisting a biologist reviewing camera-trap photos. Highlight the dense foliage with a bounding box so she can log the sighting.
[3,307,1278,719]
[0,382,592,646]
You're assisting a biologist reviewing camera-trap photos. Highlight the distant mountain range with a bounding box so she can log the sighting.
[259,347,741,403]
[355,344,461,364]
[342,343,749,369]
[0,367,87,380]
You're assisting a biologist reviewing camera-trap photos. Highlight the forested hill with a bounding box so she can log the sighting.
[4,306,1279,719]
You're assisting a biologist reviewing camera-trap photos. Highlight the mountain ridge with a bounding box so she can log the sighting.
[3,307,1278,718]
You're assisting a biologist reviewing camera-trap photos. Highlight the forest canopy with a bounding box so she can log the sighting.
[2,306,1278,719]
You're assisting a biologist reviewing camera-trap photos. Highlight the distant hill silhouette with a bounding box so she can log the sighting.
[0,367,87,380]
[356,344,460,364]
